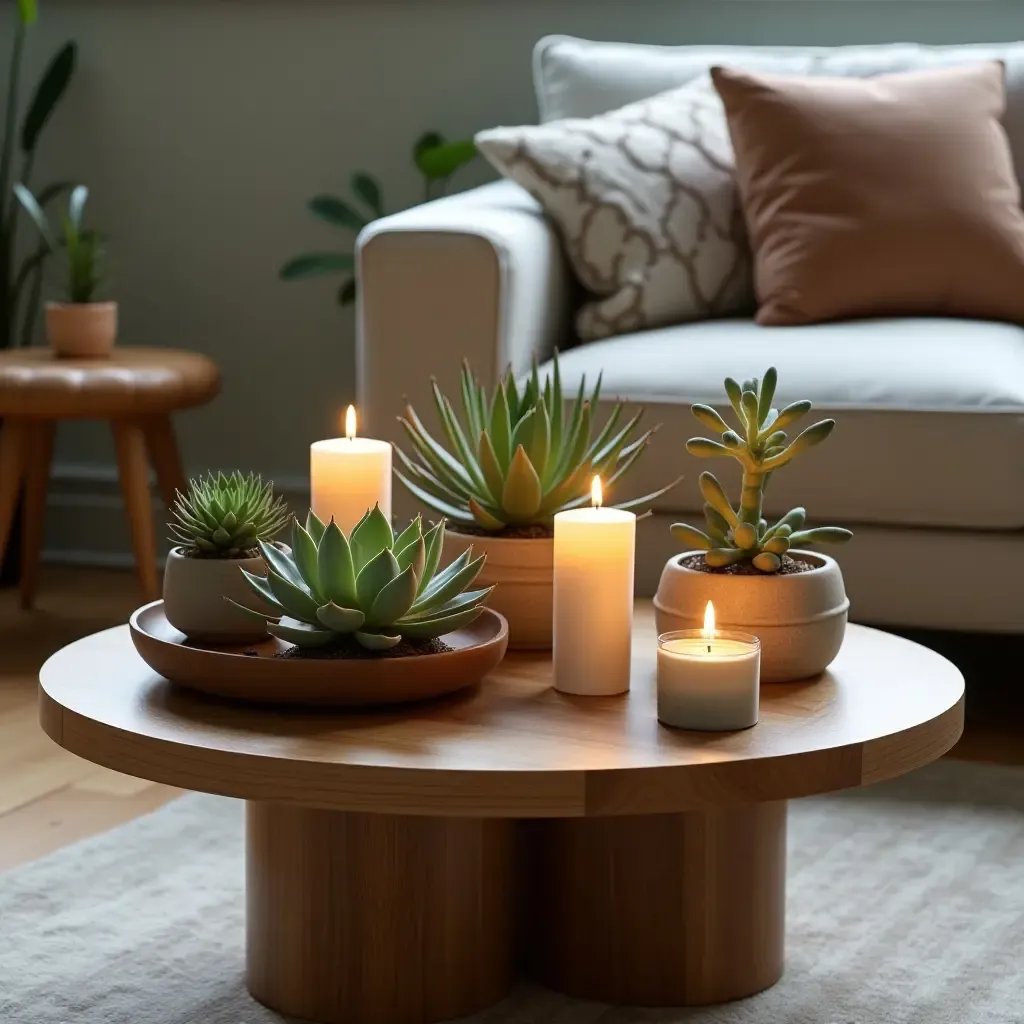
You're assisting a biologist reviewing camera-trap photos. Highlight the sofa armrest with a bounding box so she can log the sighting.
[356,181,571,452]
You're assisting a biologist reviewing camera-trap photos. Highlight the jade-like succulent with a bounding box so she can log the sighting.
[169,471,289,558]
[395,354,678,531]
[231,506,492,650]
[672,367,853,573]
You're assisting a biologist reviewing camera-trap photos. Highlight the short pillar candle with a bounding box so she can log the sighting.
[657,602,760,731]
[553,478,636,696]
[310,405,392,535]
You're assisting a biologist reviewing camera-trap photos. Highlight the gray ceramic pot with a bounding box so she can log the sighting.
[653,550,849,682]
[162,544,285,645]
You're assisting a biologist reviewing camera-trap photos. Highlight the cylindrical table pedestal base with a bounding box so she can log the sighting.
[246,802,516,1024]
[528,801,788,1005]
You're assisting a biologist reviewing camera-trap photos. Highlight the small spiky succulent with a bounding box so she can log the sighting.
[395,354,678,531]
[231,506,493,650]
[169,471,289,558]
[672,367,853,573]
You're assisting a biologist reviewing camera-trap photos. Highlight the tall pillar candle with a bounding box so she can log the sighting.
[553,478,636,695]
[310,405,392,535]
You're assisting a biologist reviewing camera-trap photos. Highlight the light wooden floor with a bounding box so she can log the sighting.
[0,566,1021,874]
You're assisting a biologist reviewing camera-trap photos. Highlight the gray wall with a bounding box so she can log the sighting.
[4,1,1023,564]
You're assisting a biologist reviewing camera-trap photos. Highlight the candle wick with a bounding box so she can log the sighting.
[707,642,711,654]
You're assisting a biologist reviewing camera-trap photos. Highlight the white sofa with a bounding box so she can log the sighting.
[357,36,1024,633]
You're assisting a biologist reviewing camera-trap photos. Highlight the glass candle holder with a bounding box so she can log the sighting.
[657,628,761,731]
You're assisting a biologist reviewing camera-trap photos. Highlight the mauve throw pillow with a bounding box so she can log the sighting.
[476,76,752,341]
[711,62,1024,326]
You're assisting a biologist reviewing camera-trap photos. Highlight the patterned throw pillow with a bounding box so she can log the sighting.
[476,75,753,341]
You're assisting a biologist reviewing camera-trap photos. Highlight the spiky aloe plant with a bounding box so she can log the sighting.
[395,354,678,531]
[169,471,289,558]
[231,506,492,650]
[672,368,853,573]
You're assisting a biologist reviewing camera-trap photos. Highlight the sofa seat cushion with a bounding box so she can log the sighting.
[542,318,1024,529]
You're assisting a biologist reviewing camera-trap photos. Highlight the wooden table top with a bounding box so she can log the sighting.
[0,346,219,418]
[38,605,964,818]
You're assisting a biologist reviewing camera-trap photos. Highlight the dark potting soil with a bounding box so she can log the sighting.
[450,522,554,540]
[179,547,259,560]
[275,636,454,660]
[681,553,817,576]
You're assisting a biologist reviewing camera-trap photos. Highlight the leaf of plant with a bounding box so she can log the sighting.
[502,445,542,520]
[17,0,37,25]
[20,42,76,153]
[355,630,402,650]
[368,563,418,626]
[351,172,383,217]
[413,130,445,162]
[337,277,357,306]
[290,519,321,600]
[419,519,445,594]
[350,504,394,571]
[279,253,354,280]
[315,602,364,633]
[268,617,336,647]
[415,139,477,180]
[13,184,55,250]
[67,184,88,234]
[307,195,369,232]
[397,606,484,640]
[355,547,400,611]
[489,381,512,471]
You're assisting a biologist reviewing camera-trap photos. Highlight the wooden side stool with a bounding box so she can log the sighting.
[0,347,220,607]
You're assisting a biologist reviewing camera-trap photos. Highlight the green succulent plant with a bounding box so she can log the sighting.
[169,471,290,558]
[231,506,492,650]
[672,367,853,573]
[395,354,679,531]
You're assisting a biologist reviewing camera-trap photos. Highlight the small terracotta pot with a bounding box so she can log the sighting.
[653,550,849,682]
[45,301,118,358]
[162,543,286,645]
[442,530,554,650]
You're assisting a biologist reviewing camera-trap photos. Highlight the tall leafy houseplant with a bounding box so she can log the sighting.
[1,0,77,350]
[280,131,477,306]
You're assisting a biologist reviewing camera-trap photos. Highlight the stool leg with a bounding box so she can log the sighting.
[19,419,55,609]
[143,415,187,511]
[0,418,29,579]
[112,420,159,602]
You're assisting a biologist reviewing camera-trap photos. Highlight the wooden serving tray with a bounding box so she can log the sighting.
[129,601,509,707]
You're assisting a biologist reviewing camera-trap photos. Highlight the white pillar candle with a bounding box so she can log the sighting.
[310,405,392,535]
[553,477,636,696]
[657,602,760,731]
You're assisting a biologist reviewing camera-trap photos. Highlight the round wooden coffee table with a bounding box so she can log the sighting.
[0,346,219,606]
[38,606,964,1024]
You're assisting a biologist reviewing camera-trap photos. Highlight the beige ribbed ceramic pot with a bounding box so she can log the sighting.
[45,301,117,357]
[654,551,849,682]
[442,530,553,650]
[162,543,286,645]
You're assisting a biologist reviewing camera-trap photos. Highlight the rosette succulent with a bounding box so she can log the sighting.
[231,506,493,650]
[169,471,289,558]
[395,354,678,531]
[672,367,853,573]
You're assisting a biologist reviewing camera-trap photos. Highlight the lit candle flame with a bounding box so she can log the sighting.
[344,404,357,441]
[703,600,716,653]
[591,475,603,509]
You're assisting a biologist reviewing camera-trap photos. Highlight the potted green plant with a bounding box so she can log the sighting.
[163,471,290,644]
[654,367,852,682]
[231,506,493,653]
[394,354,678,649]
[14,183,114,357]
[279,131,477,306]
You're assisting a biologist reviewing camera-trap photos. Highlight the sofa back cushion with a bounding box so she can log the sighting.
[534,36,1024,181]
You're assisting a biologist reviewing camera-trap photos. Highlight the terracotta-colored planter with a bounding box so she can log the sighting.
[162,544,285,645]
[442,530,554,650]
[45,301,117,358]
[653,550,849,682]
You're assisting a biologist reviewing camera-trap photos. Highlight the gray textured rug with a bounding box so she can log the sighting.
[2,760,1022,1024]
